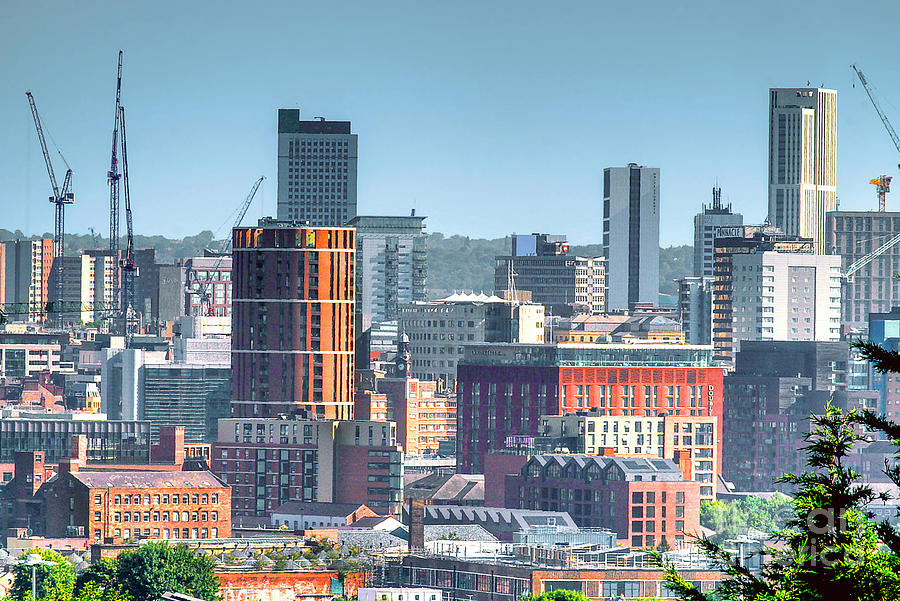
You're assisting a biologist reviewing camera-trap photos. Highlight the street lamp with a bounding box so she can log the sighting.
[22,553,55,601]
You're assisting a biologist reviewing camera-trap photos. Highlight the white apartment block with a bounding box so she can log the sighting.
[348,215,427,328]
[768,88,837,254]
[731,251,841,344]
[602,164,660,310]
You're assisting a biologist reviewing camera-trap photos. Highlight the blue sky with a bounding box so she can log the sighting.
[2,0,898,246]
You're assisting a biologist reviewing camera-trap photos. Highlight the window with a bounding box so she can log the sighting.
[114,495,121,504]
[94,495,102,505]
[676,491,685,503]
[163,494,170,504]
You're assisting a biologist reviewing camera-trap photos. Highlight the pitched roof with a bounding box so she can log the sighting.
[71,470,225,489]
[271,501,370,517]
[404,473,484,503]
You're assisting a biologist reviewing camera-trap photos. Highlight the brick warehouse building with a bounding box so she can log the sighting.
[231,219,355,419]
[37,460,231,542]
[456,344,724,473]
[504,454,701,547]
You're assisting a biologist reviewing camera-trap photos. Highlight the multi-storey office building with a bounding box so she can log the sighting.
[211,417,402,516]
[455,343,724,473]
[232,219,355,419]
[676,276,713,345]
[0,332,67,380]
[768,87,837,254]
[158,263,187,323]
[730,250,841,343]
[141,364,230,444]
[504,454,701,546]
[184,254,233,317]
[399,295,545,391]
[711,225,815,361]
[693,188,742,278]
[348,215,427,328]
[827,211,900,328]
[0,239,53,322]
[602,165,660,310]
[539,412,719,501]
[276,109,358,226]
[494,234,605,316]
[0,411,151,464]
[723,340,857,491]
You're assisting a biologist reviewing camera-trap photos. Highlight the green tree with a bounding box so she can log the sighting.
[82,543,219,601]
[527,591,589,601]
[655,403,900,600]
[10,549,76,601]
[72,583,131,601]
[700,495,792,543]
[74,558,118,597]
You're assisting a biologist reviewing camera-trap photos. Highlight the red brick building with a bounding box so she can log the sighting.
[212,417,403,516]
[39,463,231,542]
[504,454,701,547]
[231,221,355,419]
[456,343,724,472]
[355,376,457,455]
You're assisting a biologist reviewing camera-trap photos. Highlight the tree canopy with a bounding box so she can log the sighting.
[657,403,900,600]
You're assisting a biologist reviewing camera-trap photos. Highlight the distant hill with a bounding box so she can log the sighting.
[0,229,694,299]
[426,232,693,298]
[0,229,221,264]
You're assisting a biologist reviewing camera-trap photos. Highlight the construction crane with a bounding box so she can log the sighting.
[108,51,124,323]
[844,231,900,281]
[871,175,893,212]
[187,176,264,316]
[119,105,138,340]
[25,91,74,322]
[852,64,900,172]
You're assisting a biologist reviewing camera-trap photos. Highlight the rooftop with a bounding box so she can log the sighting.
[272,501,371,517]
[461,343,721,367]
[69,470,225,490]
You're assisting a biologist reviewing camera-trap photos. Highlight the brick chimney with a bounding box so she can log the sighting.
[672,449,693,481]
[153,426,186,466]
[407,499,425,551]
[72,435,88,463]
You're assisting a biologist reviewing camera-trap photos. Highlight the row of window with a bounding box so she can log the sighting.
[97,493,219,506]
[104,510,219,523]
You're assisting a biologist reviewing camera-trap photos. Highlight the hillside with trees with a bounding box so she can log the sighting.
[0,229,695,301]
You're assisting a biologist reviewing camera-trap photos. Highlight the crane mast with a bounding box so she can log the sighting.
[192,176,264,316]
[109,51,123,330]
[25,91,74,323]
[852,64,900,171]
[119,105,137,341]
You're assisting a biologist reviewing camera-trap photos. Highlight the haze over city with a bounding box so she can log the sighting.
[2,0,899,246]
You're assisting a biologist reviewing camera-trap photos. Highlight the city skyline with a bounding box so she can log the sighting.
[1,1,899,247]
